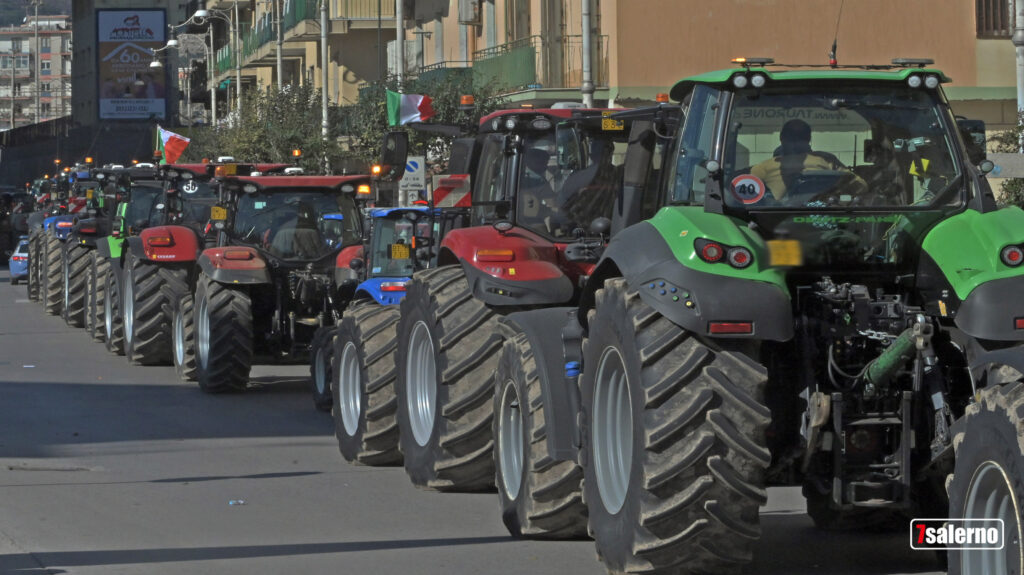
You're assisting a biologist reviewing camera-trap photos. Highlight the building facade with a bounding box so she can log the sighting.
[0,14,72,131]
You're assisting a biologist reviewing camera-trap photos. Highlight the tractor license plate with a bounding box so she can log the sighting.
[390,244,410,260]
[767,239,803,267]
[86,189,94,200]
[601,111,624,131]
[210,206,227,220]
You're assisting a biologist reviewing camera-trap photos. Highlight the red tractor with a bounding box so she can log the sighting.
[384,108,631,504]
[186,173,371,392]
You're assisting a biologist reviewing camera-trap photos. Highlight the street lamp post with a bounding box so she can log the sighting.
[194,5,242,115]
[32,0,40,124]
[151,28,216,126]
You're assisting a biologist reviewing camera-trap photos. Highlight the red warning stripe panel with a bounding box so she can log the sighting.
[432,174,471,208]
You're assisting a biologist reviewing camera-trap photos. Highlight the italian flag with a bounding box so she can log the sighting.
[386,90,435,126]
[155,126,191,165]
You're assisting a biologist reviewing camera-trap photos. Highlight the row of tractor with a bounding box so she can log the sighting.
[18,58,1023,574]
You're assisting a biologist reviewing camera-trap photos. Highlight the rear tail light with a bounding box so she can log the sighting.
[1016,318,1024,330]
[56,221,73,229]
[696,238,753,269]
[79,225,97,234]
[727,247,753,269]
[1001,245,1023,267]
[709,322,753,335]
[10,255,26,261]
[477,249,514,262]
[223,248,253,261]
[380,281,407,292]
[146,236,174,247]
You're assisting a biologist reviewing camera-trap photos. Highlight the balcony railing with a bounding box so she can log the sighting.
[334,0,394,19]
[418,60,472,85]
[472,34,608,92]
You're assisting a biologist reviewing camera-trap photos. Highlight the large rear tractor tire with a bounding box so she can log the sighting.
[493,332,588,539]
[103,265,125,355]
[581,278,770,575]
[88,253,110,342]
[395,266,503,491]
[42,233,62,315]
[310,326,337,412]
[171,290,197,382]
[194,273,252,393]
[122,252,188,365]
[947,381,1024,575]
[62,242,90,327]
[26,232,40,302]
[333,303,403,466]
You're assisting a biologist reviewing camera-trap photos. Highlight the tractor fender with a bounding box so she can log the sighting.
[137,225,201,263]
[335,244,364,286]
[198,247,271,285]
[354,277,408,307]
[581,222,794,342]
[441,227,574,307]
[498,307,583,463]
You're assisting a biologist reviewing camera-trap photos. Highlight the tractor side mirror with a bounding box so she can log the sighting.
[349,258,364,271]
[590,217,611,236]
[377,132,409,183]
[957,117,987,165]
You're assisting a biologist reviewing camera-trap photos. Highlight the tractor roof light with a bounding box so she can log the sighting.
[371,164,383,176]
[749,74,767,88]
[923,74,940,89]
[291,148,303,158]
[907,75,923,89]
[731,74,749,89]
[892,57,934,68]
[655,93,670,103]
[242,184,258,194]
[459,94,475,111]
[357,184,372,196]
[505,117,518,131]
[731,57,775,66]
[530,117,553,130]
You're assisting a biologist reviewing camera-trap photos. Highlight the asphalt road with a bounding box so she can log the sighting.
[0,266,945,575]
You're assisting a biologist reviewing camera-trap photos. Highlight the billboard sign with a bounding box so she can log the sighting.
[97,10,166,120]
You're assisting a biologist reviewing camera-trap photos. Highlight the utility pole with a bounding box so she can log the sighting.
[32,0,40,124]
[233,1,242,113]
[395,0,404,85]
[377,0,382,80]
[209,26,217,125]
[320,0,329,172]
[580,0,594,107]
[1014,0,1024,150]
[9,49,14,130]
[275,0,283,86]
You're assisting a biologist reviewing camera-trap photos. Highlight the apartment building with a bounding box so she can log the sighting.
[0,14,72,131]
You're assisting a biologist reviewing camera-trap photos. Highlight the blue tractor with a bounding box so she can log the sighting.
[325,204,468,466]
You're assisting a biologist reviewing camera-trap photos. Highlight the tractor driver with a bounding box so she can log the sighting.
[751,119,866,202]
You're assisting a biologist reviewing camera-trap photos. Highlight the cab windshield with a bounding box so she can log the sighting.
[670,82,967,268]
[231,190,360,260]
[126,184,163,228]
[517,128,626,239]
[369,216,432,277]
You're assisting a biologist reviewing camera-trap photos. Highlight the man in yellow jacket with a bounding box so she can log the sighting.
[751,119,866,202]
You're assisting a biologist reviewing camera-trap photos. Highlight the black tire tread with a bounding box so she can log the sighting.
[586,278,769,575]
[62,243,90,327]
[43,233,62,315]
[195,274,252,393]
[172,290,197,381]
[125,257,188,365]
[333,303,403,465]
[494,333,588,538]
[310,327,336,412]
[89,254,110,342]
[399,265,502,491]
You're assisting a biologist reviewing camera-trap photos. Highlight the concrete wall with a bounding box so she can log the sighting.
[609,0,981,100]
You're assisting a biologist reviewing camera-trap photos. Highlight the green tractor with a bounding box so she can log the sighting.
[493,58,1019,572]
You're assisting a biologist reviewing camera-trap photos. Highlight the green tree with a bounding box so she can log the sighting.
[990,111,1024,208]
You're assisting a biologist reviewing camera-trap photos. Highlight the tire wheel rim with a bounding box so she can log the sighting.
[197,289,210,371]
[498,379,524,500]
[963,460,1020,574]
[314,343,328,396]
[407,321,437,447]
[339,341,361,437]
[123,266,134,346]
[593,346,633,515]
[173,303,186,367]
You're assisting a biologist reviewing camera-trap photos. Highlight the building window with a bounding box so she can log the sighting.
[41,82,50,93]
[12,39,22,52]
[41,60,50,71]
[16,56,28,69]
[41,102,51,116]
[13,83,20,96]
[40,37,50,49]
[978,0,1015,37]
[0,56,10,69]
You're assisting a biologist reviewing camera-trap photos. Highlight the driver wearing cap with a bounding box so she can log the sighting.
[751,119,864,201]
